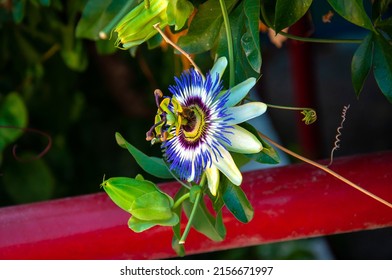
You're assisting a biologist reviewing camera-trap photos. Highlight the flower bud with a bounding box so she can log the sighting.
[102,177,176,222]
[115,0,169,49]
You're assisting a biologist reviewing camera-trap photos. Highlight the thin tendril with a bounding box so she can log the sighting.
[257,130,392,210]
[153,23,204,77]
[0,125,52,162]
[266,103,317,125]
[328,104,350,167]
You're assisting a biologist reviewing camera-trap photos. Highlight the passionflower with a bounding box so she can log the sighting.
[115,0,169,49]
[147,57,267,195]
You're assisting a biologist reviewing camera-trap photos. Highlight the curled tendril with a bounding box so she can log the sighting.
[0,125,52,162]
[301,109,317,125]
[328,104,350,167]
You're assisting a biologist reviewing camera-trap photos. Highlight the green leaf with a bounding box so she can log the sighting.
[240,123,280,164]
[373,33,392,103]
[0,92,28,154]
[242,0,262,72]
[128,214,179,232]
[2,157,54,204]
[327,0,374,30]
[260,0,276,27]
[39,0,51,6]
[12,0,25,23]
[115,132,173,179]
[274,0,313,33]
[182,196,226,241]
[351,32,373,97]
[76,0,134,40]
[167,0,194,31]
[221,176,254,223]
[178,0,238,54]
[60,39,88,72]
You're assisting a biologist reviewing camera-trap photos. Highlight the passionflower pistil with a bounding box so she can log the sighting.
[147,57,267,195]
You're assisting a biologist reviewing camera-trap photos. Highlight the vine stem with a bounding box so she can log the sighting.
[179,174,206,244]
[153,23,204,77]
[277,30,362,44]
[173,193,190,209]
[218,0,235,87]
[257,131,392,209]
[179,190,201,244]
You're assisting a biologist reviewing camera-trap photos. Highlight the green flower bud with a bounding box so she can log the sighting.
[101,177,178,232]
[115,0,169,49]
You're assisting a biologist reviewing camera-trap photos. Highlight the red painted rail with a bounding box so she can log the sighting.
[1,151,392,259]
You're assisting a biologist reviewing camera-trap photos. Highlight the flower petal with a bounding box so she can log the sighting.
[224,77,256,107]
[209,57,227,82]
[212,145,242,186]
[205,166,220,196]
[224,125,262,154]
[226,102,267,125]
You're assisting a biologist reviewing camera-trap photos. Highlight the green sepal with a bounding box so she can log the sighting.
[115,132,173,179]
[128,214,179,232]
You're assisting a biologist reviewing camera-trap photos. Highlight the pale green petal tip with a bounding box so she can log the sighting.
[210,57,228,80]
[213,146,243,186]
[226,102,268,125]
[226,125,263,154]
[226,77,257,107]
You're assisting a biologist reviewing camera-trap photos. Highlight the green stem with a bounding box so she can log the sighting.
[178,173,206,244]
[173,193,190,209]
[278,30,361,44]
[219,0,235,87]
[179,189,202,244]
[260,4,361,45]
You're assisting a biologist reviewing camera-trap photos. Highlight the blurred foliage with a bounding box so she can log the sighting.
[0,0,171,206]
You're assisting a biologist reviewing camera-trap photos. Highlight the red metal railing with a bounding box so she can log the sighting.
[1,151,392,259]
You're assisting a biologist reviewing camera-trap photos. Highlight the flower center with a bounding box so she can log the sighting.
[182,105,206,143]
